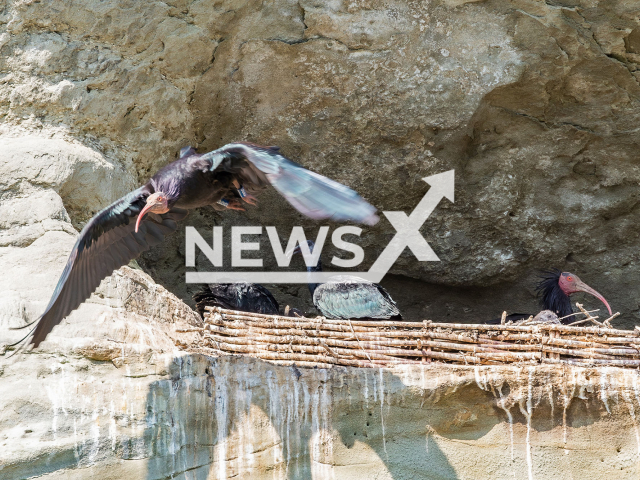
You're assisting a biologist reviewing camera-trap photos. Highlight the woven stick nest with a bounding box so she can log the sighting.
[175,306,640,369]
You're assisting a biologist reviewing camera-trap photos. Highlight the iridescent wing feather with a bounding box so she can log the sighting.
[200,143,379,225]
[29,185,187,347]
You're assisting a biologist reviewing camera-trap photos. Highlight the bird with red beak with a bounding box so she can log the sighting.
[488,270,613,325]
[21,141,379,349]
[135,193,170,233]
[539,270,612,319]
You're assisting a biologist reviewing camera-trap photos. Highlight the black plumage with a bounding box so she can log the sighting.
[488,269,612,324]
[193,283,280,317]
[536,269,574,318]
[27,187,187,347]
[24,142,379,348]
[292,240,401,320]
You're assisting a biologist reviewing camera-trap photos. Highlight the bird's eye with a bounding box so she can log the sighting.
[567,276,573,281]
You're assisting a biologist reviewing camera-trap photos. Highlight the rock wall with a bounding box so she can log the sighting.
[2,2,640,477]
[3,347,640,480]
[0,0,638,324]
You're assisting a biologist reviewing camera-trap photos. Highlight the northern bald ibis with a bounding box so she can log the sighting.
[20,143,379,348]
[193,283,280,317]
[491,270,612,324]
[291,240,401,320]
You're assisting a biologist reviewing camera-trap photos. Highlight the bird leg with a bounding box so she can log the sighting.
[217,197,245,211]
[226,199,246,211]
[242,193,258,206]
[232,179,258,206]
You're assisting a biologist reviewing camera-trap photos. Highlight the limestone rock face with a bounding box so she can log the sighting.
[4,2,640,477]
[3,350,640,480]
[1,0,639,325]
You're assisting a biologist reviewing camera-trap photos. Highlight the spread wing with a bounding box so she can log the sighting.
[28,185,187,347]
[196,142,379,225]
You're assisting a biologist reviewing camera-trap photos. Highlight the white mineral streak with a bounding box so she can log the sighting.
[309,369,335,480]
[363,369,369,409]
[562,370,570,456]
[215,367,229,480]
[521,367,534,480]
[378,367,388,458]
[601,367,613,414]
[109,399,117,451]
[632,374,640,461]
[622,375,640,458]
[497,380,515,461]
[5,350,640,479]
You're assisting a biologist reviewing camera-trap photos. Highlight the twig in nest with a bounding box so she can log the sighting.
[574,303,604,327]
[602,312,621,328]
[501,311,507,325]
[568,318,599,326]
[518,316,536,326]
[348,318,373,363]
[558,309,599,322]
[460,351,469,365]
[204,335,222,350]
[318,340,339,358]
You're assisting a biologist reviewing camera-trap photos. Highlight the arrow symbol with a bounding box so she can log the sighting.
[366,170,454,283]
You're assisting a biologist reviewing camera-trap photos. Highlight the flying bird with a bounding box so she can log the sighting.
[291,240,401,320]
[193,283,280,317]
[489,270,612,324]
[20,143,379,348]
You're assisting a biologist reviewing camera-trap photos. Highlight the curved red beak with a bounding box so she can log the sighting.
[135,203,154,233]
[575,280,612,316]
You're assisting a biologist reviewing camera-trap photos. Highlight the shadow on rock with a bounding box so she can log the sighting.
[141,354,472,480]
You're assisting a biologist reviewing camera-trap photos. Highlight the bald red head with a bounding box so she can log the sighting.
[135,192,170,232]
[558,272,612,316]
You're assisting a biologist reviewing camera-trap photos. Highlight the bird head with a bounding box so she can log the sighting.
[558,272,612,316]
[135,192,170,232]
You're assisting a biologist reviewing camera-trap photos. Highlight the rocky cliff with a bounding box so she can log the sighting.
[0,0,638,323]
[2,0,640,477]
[3,344,640,479]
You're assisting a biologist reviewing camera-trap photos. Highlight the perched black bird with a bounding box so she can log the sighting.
[537,270,611,318]
[193,283,280,317]
[291,240,401,320]
[489,270,612,324]
[21,143,379,348]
